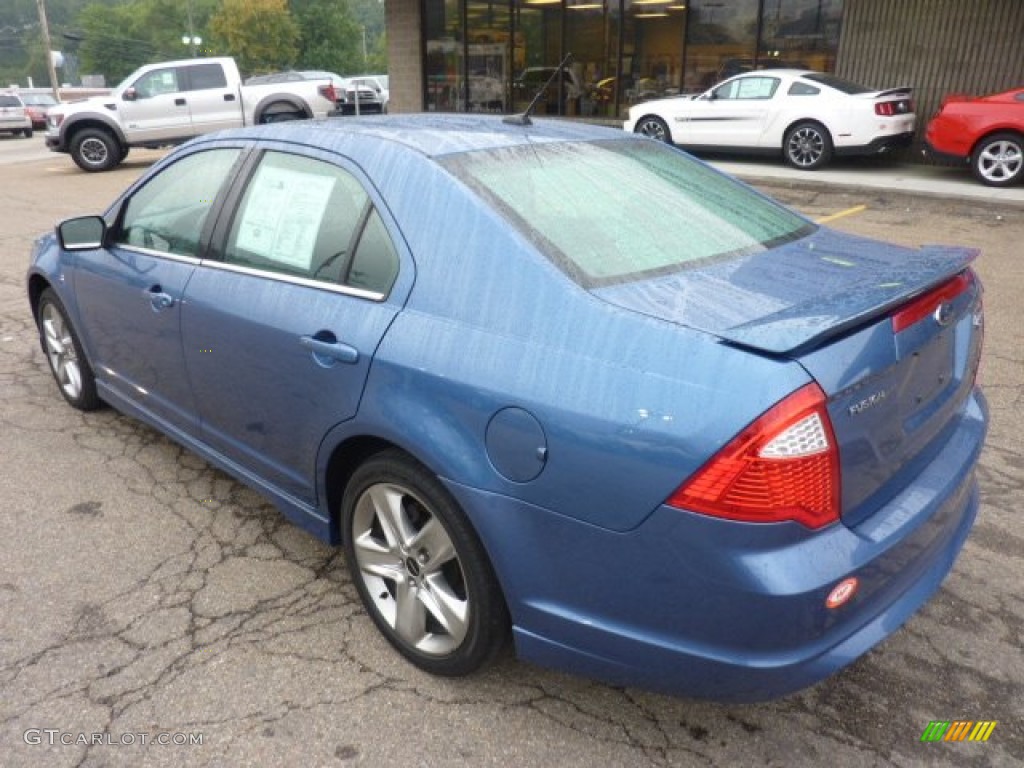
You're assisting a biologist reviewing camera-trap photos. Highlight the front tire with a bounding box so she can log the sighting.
[971,132,1023,187]
[635,115,671,143]
[36,288,101,411]
[784,121,833,170]
[70,127,121,172]
[342,451,509,676]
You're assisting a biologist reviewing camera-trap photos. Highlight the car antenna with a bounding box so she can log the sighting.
[504,53,574,127]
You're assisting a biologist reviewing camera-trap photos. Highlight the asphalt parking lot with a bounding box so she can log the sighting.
[1,134,1022,767]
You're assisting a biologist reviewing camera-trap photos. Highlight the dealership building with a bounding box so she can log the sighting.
[384,0,1023,154]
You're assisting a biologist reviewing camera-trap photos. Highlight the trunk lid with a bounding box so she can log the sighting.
[592,227,974,355]
[593,226,984,526]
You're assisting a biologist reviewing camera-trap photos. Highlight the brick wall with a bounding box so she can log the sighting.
[386,0,423,113]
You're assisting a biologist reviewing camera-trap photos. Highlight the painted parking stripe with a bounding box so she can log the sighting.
[816,204,867,224]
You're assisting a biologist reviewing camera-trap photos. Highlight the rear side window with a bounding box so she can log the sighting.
[224,151,399,295]
[115,149,242,258]
[187,64,228,91]
[802,73,871,95]
[444,139,814,287]
[789,82,821,96]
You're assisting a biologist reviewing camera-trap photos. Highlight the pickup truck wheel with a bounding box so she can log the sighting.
[22,127,33,138]
[259,110,302,124]
[71,128,121,172]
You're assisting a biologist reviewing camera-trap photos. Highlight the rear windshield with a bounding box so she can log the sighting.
[443,139,814,287]
[802,73,872,94]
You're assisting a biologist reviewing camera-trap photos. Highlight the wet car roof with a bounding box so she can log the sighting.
[214,114,628,158]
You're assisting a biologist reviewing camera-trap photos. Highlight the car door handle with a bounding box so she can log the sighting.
[145,286,175,311]
[175,98,186,106]
[223,93,236,102]
[300,335,359,365]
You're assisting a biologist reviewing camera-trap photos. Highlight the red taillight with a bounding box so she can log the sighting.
[320,84,338,102]
[667,383,840,529]
[891,272,971,333]
[875,99,912,116]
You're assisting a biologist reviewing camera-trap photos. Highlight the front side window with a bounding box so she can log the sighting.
[115,149,241,257]
[444,139,814,286]
[133,68,180,98]
[224,152,399,295]
[715,76,780,100]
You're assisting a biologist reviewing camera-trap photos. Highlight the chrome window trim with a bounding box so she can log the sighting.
[109,243,203,265]
[199,258,387,302]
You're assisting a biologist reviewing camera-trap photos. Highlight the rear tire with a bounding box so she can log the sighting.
[342,450,509,676]
[970,132,1023,187]
[259,110,303,124]
[22,126,33,138]
[784,121,833,170]
[70,127,121,172]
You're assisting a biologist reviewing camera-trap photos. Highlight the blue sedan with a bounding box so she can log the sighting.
[27,115,987,701]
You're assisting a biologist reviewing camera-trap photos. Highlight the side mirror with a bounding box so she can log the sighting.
[57,216,106,251]
[123,87,137,102]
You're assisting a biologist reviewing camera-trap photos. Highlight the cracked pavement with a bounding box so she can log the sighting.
[1,141,1021,766]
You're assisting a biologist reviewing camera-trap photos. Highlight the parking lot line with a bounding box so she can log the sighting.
[816,204,867,224]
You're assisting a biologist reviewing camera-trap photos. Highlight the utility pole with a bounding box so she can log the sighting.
[36,0,61,102]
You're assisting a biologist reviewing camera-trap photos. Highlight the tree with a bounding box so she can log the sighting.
[210,0,299,75]
[291,0,361,74]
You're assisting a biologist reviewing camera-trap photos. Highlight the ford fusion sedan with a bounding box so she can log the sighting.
[625,70,915,170]
[925,87,1024,187]
[27,116,986,701]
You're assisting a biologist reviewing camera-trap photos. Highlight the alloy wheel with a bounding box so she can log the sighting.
[787,127,825,167]
[351,481,469,656]
[41,302,83,400]
[977,139,1022,184]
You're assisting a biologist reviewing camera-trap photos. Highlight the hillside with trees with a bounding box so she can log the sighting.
[0,0,386,88]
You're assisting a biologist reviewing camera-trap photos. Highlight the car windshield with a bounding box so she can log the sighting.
[443,139,814,286]
[802,73,873,95]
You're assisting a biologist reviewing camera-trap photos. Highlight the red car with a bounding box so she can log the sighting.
[925,87,1024,187]
[20,92,58,130]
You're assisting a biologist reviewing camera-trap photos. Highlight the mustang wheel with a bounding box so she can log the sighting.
[784,122,833,170]
[635,116,671,143]
[971,132,1023,187]
[70,127,122,172]
[37,288,101,410]
[342,451,509,676]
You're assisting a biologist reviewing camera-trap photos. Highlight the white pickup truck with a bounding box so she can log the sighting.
[45,57,338,172]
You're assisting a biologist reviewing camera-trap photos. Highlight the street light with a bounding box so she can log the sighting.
[182,34,202,57]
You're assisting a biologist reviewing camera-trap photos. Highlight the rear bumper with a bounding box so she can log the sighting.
[451,389,987,701]
[835,131,915,157]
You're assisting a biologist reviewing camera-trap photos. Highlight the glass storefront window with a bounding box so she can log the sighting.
[423,0,842,117]
[467,1,512,112]
[425,0,464,111]
[758,0,842,75]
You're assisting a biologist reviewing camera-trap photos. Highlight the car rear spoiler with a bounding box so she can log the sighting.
[874,87,913,98]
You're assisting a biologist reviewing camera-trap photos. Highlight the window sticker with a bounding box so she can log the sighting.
[235,165,337,271]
